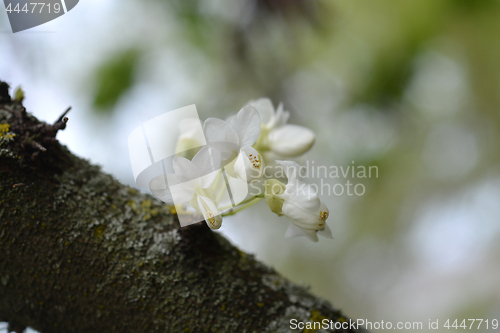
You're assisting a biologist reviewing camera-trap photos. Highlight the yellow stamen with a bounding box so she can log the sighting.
[319,211,329,221]
[207,211,216,227]
[249,154,261,169]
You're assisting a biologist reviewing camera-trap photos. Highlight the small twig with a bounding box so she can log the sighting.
[46,106,71,137]
[55,106,71,124]
[22,137,47,152]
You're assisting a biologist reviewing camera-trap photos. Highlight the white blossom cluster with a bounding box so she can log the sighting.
[151,98,331,242]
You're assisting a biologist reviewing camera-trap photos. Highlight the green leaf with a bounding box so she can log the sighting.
[93,49,140,113]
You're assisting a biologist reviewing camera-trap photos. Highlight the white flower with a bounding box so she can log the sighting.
[248,98,315,158]
[204,105,265,183]
[269,161,332,242]
[231,146,264,184]
[150,146,223,229]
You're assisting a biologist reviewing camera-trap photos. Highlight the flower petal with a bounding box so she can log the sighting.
[227,105,261,147]
[247,98,275,127]
[169,157,201,198]
[282,200,322,230]
[200,169,222,191]
[268,125,315,157]
[173,156,199,180]
[233,146,265,183]
[149,175,173,205]
[276,160,301,183]
[268,102,290,129]
[226,175,249,206]
[282,182,320,211]
[204,117,239,145]
[168,176,199,203]
[203,118,240,162]
[302,229,319,242]
[318,223,333,239]
[275,161,322,212]
[285,224,318,242]
[192,146,222,188]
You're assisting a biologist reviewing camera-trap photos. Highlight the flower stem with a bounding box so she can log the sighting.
[222,197,262,217]
[214,171,226,204]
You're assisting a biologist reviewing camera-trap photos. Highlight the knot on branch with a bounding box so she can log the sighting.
[0,80,71,161]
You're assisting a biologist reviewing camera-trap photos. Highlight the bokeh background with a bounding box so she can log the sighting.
[2,0,500,332]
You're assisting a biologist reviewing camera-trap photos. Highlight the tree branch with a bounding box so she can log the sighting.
[0,81,366,333]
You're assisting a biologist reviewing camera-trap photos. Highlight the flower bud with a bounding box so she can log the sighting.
[264,179,286,216]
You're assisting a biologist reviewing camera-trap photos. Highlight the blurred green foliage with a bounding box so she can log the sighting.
[92,49,140,113]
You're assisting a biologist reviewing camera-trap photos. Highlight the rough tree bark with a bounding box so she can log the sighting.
[0,81,366,333]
